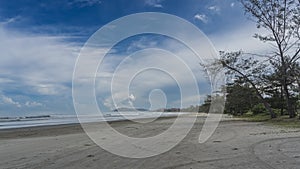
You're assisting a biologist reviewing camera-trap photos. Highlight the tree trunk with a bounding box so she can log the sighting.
[282,78,295,118]
[221,61,276,118]
[262,101,276,118]
[280,86,284,116]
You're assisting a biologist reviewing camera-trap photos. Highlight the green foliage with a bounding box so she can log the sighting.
[197,95,211,113]
[239,113,300,127]
[245,110,253,116]
[241,0,300,118]
[225,83,260,115]
[252,103,268,115]
[269,116,300,128]
[241,113,271,122]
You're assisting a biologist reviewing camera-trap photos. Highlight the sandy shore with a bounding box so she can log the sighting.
[1,116,300,169]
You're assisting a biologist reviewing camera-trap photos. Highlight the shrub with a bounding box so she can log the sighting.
[252,103,268,115]
[245,110,253,116]
[272,109,282,117]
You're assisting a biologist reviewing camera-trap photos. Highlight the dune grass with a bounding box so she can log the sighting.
[268,115,300,128]
[237,113,300,128]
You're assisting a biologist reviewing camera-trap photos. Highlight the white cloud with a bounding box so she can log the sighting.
[209,22,271,53]
[0,24,80,115]
[92,22,273,111]
[208,5,220,12]
[230,3,235,7]
[194,14,208,23]
[0,16,22,26]
[25,101,43,107]
[0,94,42,108]
[127,37,158,53]
[95,41,209,110]
[1,95,21,108]
[145,0,164,8]
[0,77,14,83]
[103,97,113,109]
[0,26,79,96]
[128,94,136,107]
[129,94,136,101]
[35,84,69,95]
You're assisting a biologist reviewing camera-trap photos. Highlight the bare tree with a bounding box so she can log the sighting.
[218,51,277,118]
[241,0,300,118]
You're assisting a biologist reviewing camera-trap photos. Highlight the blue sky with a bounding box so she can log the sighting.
[0,0,269,116]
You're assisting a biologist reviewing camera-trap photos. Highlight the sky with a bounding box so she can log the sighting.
[0,0,270,116]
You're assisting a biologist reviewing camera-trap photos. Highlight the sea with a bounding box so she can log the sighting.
[0,112,185,129]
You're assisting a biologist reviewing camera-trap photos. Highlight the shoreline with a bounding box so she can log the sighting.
[1,115,300,169]
[0,115,182,140]
[0,113,241,140]
[0,112,198,130]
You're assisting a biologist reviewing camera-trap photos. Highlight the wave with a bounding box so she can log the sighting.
[0,112,185,129]
[0,115,51,122]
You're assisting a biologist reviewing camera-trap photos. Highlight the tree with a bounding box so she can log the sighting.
[218,51,277,118]
[198,95,212,113]
[263,67,286,115]
[225,82,260,115]
[241,0,300,118]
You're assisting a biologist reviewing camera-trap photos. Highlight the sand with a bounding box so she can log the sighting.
[1,116,300,169]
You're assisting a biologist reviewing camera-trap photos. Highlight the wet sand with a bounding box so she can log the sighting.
[1,116,300,169]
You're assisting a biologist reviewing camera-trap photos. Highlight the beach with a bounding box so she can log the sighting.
[1,116,300,169]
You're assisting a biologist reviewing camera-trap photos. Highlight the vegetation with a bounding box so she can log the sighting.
[181,95,213,113]
[241,0,300,118]
[202,0,300,121]
[225,83,260,115]
[239,113,300,128]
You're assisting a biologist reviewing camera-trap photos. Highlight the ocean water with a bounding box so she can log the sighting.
[0,112,184,129]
